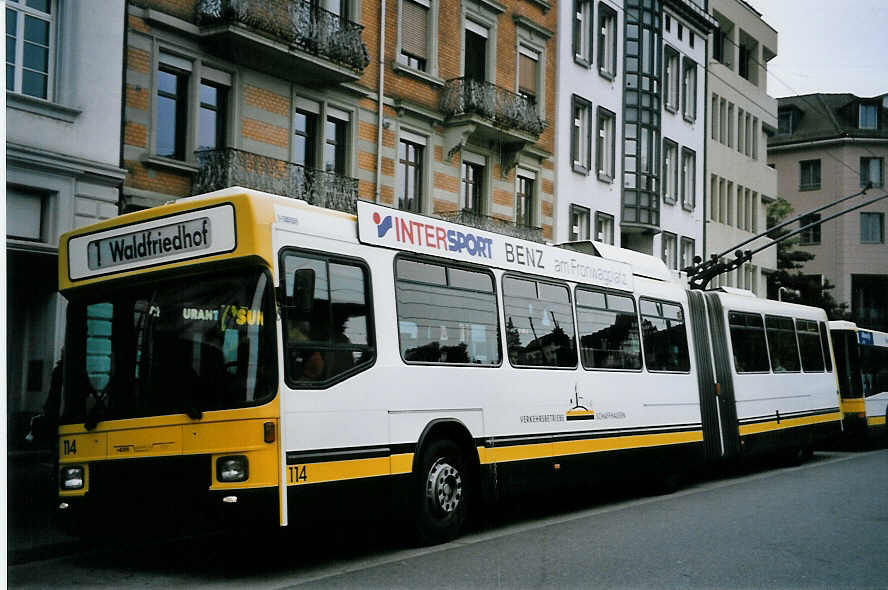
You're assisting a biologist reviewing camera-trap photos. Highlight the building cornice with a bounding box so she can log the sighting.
[512,15,554,40]
[7,143,127,184]
[768,136,888,152]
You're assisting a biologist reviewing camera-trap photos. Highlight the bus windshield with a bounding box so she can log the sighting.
[61,266,277,425]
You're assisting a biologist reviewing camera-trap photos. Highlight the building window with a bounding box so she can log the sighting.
[744,112,752,157]
[516,170,535,227]
[569,204,590,241]
[662,138,678,205]
[596,107,616,181]
[713,26,726,64]
[661,231,677,269]
[324,110,350,174]
[398,135,424,213]
[399,0,430,71]
[721,100,734,147]
[682,57,697,121]
[681,148,695,210]
[461,153,485,214]
[800,159,821,190]
[861,212,884,244]
[463,20,489,83]
[518,45,540,105]
[573,0,592,66]
[680,237,694,270]
[6,0,53,99]
[711,94,719,141]
[293,107,319,169]
[198,81,227,150]
[156,65,189,160]
[777,110,792,135]
[860,157,884,188]
[571,95,593,174]
[799,213,821,245]
[738,41,751,81]
[663,45,679,113]
[595,211,614,244]
[6,187,46,241]
[737,108,745,154]
[859,104,878,129]
[598,2,617,78]
[752,116,758,159]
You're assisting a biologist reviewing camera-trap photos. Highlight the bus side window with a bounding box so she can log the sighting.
[639,298,690,372]
[281,252,374,386]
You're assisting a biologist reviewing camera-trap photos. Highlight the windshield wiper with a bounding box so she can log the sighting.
[183,387,203,421]
[84,392,107,431]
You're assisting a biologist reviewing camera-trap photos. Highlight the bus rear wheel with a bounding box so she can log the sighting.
[414,439,468,545]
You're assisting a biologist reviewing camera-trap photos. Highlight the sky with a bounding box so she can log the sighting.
[744,0,888,98]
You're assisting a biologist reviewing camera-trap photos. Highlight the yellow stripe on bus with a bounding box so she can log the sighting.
[738,412,842,436]
[286,430,703,486]
[867,416,887,427]
[479,430,703,464]
[840,398,866,413]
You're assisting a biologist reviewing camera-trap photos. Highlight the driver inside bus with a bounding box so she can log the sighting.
[288,318,326,381]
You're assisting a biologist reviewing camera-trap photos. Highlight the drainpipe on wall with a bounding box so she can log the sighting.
[375,0,387,202]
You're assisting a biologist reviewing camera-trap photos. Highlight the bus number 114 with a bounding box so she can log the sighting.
[288,465,307,484]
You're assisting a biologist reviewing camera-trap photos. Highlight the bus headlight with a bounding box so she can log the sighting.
[61,465,85,490]
[217,455,249,482]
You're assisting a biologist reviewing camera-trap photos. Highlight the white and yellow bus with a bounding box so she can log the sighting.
[56,187,842,543]
[829,321,888,439]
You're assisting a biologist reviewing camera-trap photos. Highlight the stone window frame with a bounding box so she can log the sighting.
[148,47,236,168]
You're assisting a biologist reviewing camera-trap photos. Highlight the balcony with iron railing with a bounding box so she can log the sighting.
[436,209,544,243]
[194,148,359,213]
[195,0,369,84]
[441,78,546,139]
[439,77,546,174]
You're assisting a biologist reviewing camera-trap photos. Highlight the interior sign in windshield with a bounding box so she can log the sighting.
[88,218,210,270]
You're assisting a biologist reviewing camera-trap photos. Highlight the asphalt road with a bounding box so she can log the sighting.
[7,449,888,589]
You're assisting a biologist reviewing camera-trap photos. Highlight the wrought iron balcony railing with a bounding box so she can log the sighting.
[437,209,544,243]
[440,78,546,138]
[195,148,359,214]
[195,0,370,72]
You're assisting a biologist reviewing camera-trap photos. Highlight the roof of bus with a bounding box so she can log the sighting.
[714,289,829,319]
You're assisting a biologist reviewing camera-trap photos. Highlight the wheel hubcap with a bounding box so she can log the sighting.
[426,459,463,515]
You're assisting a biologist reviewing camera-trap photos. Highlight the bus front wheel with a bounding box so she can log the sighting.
[414,439,468,544]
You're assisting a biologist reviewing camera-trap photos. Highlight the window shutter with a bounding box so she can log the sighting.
[519,53,538,95]
[402,0,428,59]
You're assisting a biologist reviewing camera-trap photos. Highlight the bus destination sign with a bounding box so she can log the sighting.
[68,204,237,280]
[87,217,211,271]
[356,201,633,291]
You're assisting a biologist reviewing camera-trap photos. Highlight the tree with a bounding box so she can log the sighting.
[765,197,848,319]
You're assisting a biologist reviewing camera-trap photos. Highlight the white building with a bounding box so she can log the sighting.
[554,0,715,272]
[705,0,778,295]
[6,1,126,437]
[554,0,623,247]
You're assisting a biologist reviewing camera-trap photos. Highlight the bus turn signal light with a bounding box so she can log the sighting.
[264,421,275,443]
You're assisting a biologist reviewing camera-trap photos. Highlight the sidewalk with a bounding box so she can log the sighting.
[7,450,78,565]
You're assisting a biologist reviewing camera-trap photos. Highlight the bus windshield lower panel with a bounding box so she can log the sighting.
[62,266,276,425]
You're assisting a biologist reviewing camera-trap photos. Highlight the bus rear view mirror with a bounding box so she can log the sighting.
[290,268,315,314]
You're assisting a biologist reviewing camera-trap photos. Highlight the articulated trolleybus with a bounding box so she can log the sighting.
[829,321,888,438]
[57,187,841,542]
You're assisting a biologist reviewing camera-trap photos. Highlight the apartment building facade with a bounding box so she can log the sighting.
[768,93,888,330]
[554,0,715,271]
[705,0,776,296]
[122,0,557,240]
[6,0,127,440]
